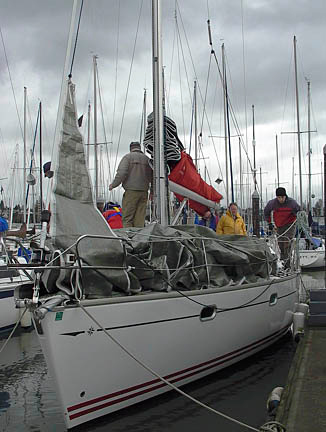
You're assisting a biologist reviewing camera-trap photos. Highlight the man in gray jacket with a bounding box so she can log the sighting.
[109,141,152,227]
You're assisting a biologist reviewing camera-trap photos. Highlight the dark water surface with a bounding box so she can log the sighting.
[0,270,325,432]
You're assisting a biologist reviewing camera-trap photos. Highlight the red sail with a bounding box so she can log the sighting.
[169,152,223,216]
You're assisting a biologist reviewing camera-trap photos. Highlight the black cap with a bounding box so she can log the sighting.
[130,141,141,150]
[276,187,286,197]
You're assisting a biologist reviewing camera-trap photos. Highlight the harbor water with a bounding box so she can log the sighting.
[0,270,325,432]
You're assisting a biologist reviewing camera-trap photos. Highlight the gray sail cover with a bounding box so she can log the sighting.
[49,79,277,298]
[50,79,130,295]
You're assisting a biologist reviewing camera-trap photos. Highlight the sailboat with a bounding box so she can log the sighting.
[14,1,300,429]
[0,235,33,332]
[290,36,326,270]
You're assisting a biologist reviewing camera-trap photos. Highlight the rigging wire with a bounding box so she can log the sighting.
[113,0,144,177]
[174,2,224,188]
[241,0,248,151]
[97,67,113,183]
[110,0,121,179]
[0,24,23,140]
[166,9,177,117]
[209,40,257,190]
[176,24,186,144]
[199,54,212,139]
[175,11,193,114]
[69,0,84,78]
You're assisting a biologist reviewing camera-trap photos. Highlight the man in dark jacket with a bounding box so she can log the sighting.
[264,187,300,266]
[194,209,217,231]
[109,141,152,228]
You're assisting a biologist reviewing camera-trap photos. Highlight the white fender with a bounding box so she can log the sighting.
[266,386,284,412]
[293,311,305,342]
[19,308,32,328]
[295,302,309,317]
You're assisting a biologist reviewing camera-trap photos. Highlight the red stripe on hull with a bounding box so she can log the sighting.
[68,325,289,420]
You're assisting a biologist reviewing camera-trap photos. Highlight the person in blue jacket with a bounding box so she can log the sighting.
[195,209,217,231]
[0,216,28,238]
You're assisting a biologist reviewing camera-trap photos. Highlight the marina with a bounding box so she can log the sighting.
[0,270,324,431]
[0,1,326,431]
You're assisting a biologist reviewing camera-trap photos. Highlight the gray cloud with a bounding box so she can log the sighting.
[0,0,325,208]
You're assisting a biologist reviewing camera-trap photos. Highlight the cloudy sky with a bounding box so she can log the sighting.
[0,0,325,209]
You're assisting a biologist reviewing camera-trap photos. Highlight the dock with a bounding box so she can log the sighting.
[276,289,326,432]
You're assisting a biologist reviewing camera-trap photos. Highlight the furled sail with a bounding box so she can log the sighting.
[50,79,131,294]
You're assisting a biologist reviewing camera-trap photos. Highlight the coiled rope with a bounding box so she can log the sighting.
[259,421,287,431]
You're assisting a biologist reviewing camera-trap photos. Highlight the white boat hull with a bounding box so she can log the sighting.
[35,274,299,429]
[300,249,326,269]
[0,274,31,332]
[0,284,19,332]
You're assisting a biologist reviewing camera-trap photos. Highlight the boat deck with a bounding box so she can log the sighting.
[276,326,326,431]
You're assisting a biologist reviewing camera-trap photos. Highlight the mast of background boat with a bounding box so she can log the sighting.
[251,104,260,236]
[238,137,243,209]
[293,35,303,208]
[23,86,27,222]
[194,80,198,169]
[324,145,326,266]
[307,80,312,213]
[275,134,280,187]
[93,54,99,204]
[152,0,167,224]
[141,89,147,152]
[39,101,43,214]
[224,51,234,202]
[292,157,295,197]
[86,100,91,166]
[252,105,257,190]
[221,43,229,204]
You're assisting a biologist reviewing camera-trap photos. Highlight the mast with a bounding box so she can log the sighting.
[39,101,43,213]
[324,145,326,265]
[252,104,256,190]
[259,167,263,224]
[307,80,311,213]
[152,0,167,224]
[238,137,243,209]
[194,80,198,169]
[293,35,303,207]
[87,101,91,166]
[292,156,295,198]
[93,54,98,204]
[275,134,279,187]
[23,86,27,222]
[222,43,229,204]
[141,89,147,151]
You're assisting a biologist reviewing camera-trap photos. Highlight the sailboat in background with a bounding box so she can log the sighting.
[290,36,326,270]
[14,1,300,429]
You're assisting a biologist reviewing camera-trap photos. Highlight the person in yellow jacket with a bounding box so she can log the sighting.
[216,202,247,235]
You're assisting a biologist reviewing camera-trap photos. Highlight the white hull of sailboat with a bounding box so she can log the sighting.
[0,274,31,332]
[300,248,326,269]
[35,274,298,429]
[0,285,19,332]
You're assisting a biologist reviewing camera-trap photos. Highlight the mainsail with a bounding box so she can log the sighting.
[144,113,222,215]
